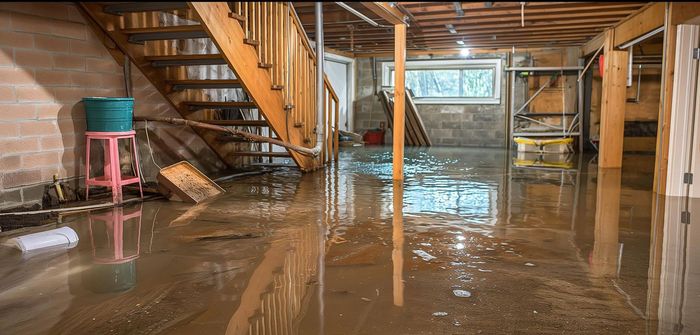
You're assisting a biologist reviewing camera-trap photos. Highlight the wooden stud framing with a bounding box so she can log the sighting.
[655,2,700,194]
[393,24,407,181]
[598,30,629,169]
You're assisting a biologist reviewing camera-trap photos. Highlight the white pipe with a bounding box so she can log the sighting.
[627,46,633,87]
[577,44,604,82]
[314,2,325,156]
[618,26,665,50]
[335,2,392,28]
[11,227,79,253]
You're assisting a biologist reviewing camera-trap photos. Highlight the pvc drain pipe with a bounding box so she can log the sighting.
[11,227,79,253]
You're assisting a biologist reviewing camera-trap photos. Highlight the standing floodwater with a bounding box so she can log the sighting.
[0,147,698,334]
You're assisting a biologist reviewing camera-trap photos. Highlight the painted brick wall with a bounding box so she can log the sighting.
[0,3,226,209]
[353,54,508,148]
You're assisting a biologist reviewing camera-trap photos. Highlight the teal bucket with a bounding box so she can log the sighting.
[82,97,134,132]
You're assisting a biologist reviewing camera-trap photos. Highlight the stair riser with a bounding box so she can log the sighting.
[128,31,209,44]
[151,59,227,67]
[104,2,188,15]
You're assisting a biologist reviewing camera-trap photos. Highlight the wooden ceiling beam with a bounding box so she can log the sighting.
[613,2,664,46]
[322,31,600,45]
[330,38,589,50]
[349,42,585,54]
[351,46,571,58]
[333,36,589,47]
[581,2,665,56]
[307,15,631,29]
[308,18,622,34]
[400,10,639,26]
[400,4,644,22]
[359,2,408,25]
[297,3,642,22]
[320,27,605,40]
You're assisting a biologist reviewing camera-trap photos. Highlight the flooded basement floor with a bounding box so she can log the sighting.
[0,147,699,334]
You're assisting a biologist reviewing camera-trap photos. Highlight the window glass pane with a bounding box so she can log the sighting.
[405,69,460,97]
[462,68,494,97]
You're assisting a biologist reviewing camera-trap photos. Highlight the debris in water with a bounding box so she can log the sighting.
[453,289,472,298]
[533,310,538,314]
[432,312,448,317]
[485,247,495,251]
[412,249,437,262]
[361,297,372,302]
[477,269,492,272]
[524,262,536,267]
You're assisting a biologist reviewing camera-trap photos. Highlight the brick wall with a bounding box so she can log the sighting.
[354,54,508,148]
[0,3,226,209]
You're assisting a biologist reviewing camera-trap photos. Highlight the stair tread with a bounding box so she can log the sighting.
[217,135,280,142]
[168,79,241,84]
[122,25,204,34]
[183,101,257,108]
[232,152,290,157]
[145,54,223,61]
[228,12,246,22]
[104,2,188,15]
[196,120,269,126]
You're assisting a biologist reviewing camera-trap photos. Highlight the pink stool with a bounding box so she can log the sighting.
[85,130,143,204]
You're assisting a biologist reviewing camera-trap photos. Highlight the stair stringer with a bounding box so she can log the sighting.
[79,3,252,169]
[188,2,318,171]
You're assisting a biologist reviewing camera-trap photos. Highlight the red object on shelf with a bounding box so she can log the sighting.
[598,54,605,77]
[363,129,385,145]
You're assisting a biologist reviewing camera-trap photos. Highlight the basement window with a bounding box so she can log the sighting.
[382,59,502,104]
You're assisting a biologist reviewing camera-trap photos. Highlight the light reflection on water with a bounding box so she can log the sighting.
[0,146,697,334]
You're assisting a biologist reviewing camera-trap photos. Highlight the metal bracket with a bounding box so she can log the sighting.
[693,48,700,60]
[684,172,693,184]
[681,211,691,224]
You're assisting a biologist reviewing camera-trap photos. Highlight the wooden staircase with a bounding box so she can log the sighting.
[79,2,339,171]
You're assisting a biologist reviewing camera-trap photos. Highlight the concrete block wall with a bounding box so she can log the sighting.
[0,3,226,209]
[353,54,508,148]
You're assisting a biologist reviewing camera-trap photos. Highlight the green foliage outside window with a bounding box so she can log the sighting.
[391,68,495,98]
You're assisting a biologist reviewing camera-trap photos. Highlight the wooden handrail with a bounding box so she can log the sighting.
[324,77,339,101]
[288,2,317,63]
[228,1,340,166]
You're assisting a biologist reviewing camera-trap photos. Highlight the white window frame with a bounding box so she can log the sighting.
[381,59,502,105]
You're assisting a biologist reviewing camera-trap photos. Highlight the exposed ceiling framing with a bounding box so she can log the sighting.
[294,2,649,55]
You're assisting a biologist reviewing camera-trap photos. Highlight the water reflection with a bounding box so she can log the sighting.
[591,168,622,277]
[84,205,142,293]
[392,181,405,307]
[0,147,699,334]
[652,196,700,333]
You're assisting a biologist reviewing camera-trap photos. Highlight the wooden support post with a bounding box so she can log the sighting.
[599,29,628,168]
[653,3,700,194]
[393,24,406,181]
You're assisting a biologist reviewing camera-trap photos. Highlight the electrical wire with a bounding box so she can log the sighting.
[144,120,163,170]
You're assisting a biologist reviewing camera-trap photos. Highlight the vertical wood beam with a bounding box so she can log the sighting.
[599,30,629,168]
[653,2,700,194]
[654,4,675,194]
[393,24,406,180]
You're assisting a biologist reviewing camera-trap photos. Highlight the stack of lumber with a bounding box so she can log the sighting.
[378,89,432,146]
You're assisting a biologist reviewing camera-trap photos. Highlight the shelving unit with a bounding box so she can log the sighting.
[506,65,585,153]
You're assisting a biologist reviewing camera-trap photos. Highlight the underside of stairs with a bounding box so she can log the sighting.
[79,2,339,172]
